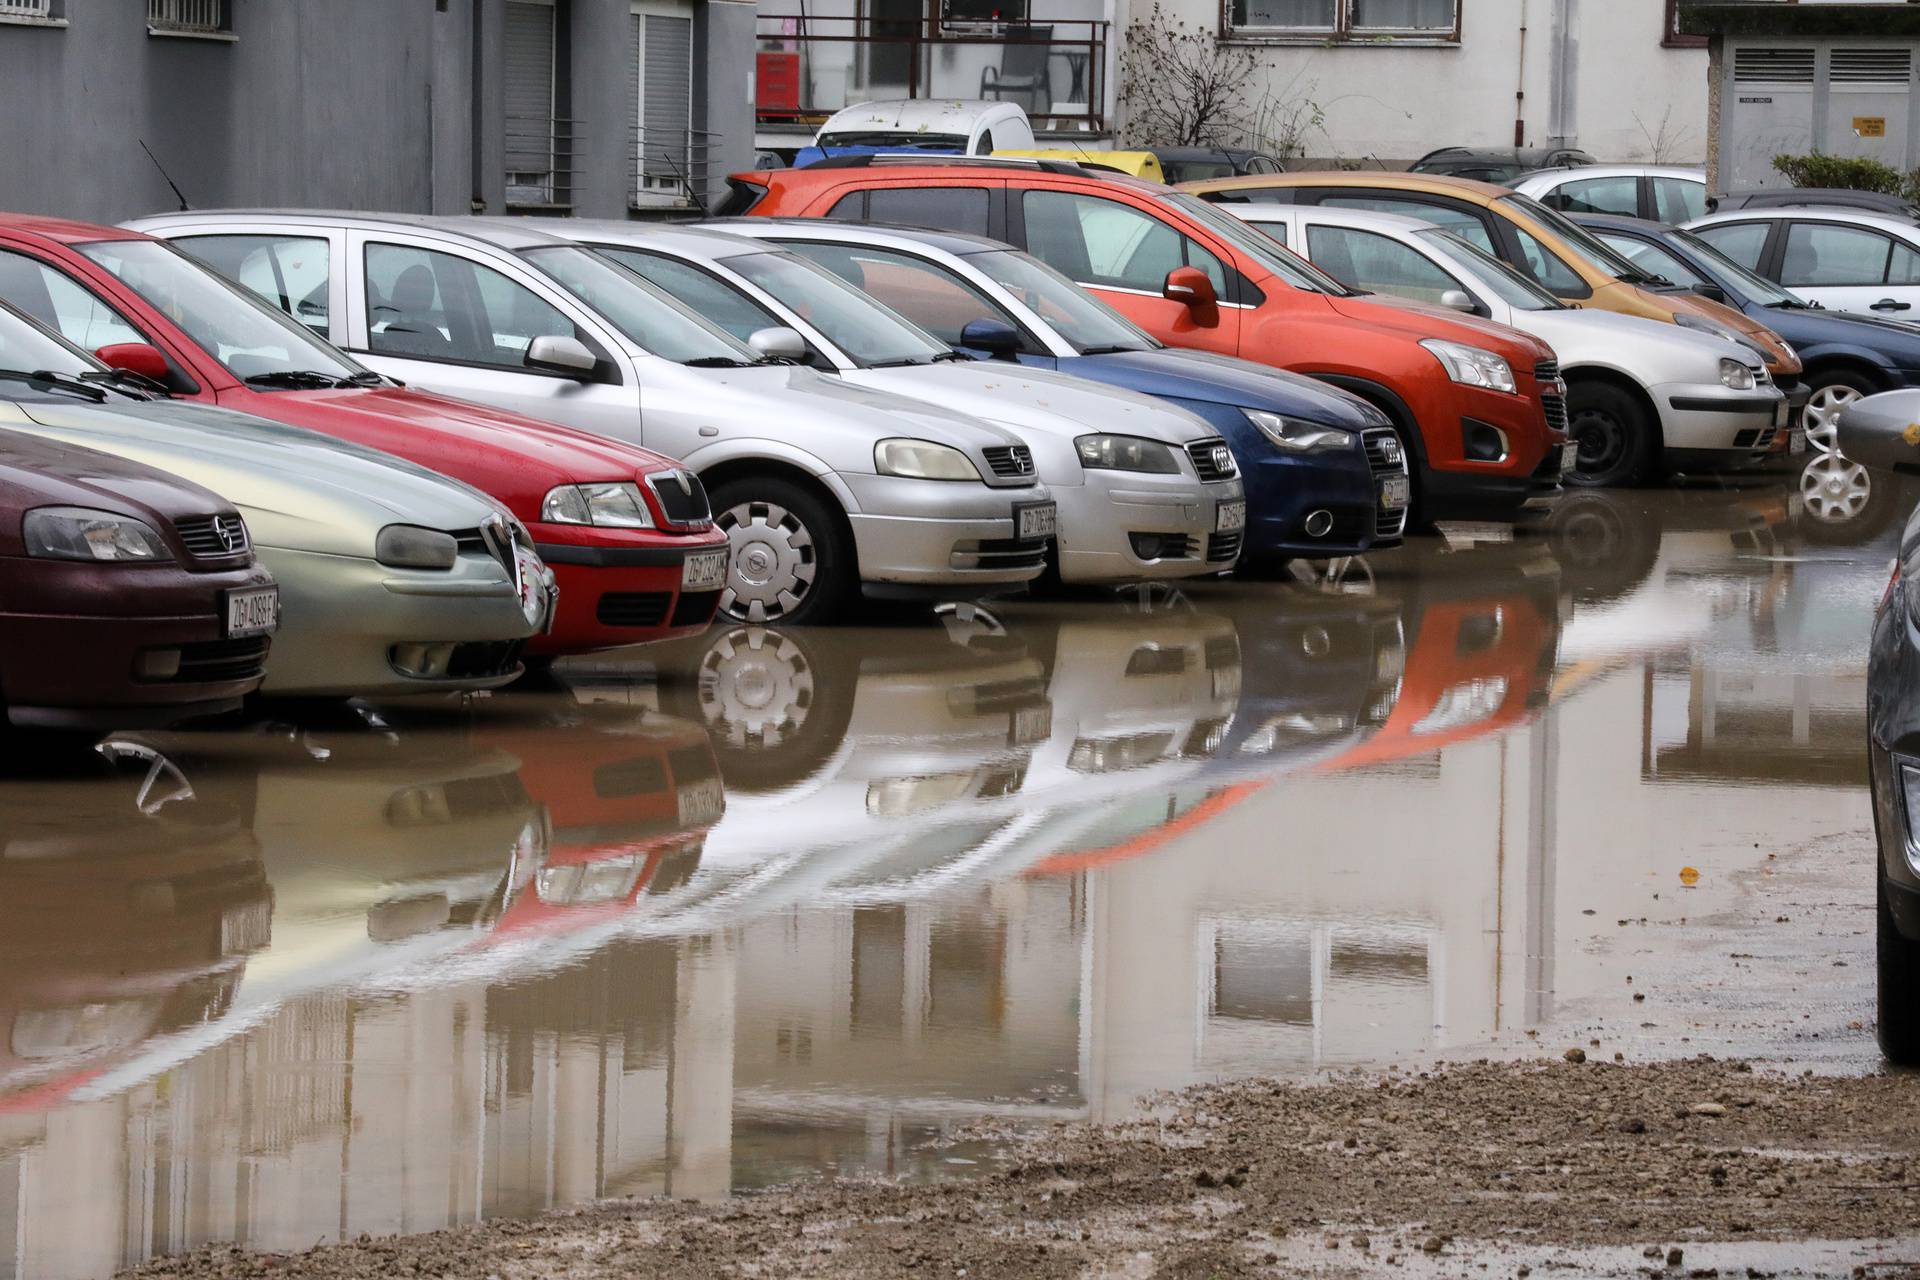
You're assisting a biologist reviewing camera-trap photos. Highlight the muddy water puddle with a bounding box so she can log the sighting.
[0,478,1900,1278]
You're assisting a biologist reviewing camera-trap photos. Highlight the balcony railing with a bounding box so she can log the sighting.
[505,116,580,211]
[754,16,1108,133]
[148,0,225,32]
[0,1,53,18]
[632,126,723,211]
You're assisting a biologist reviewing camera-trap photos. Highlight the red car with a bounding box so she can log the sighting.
[0,420,276,729]
[0,217,730,657]
[725,160,1572,522]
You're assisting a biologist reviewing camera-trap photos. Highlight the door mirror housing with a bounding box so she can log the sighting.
[959,318,1021,360]
[94,342,170,384]
[1162,267,1219,326]
[747,326,809,362]
[525,334,599,378]
[1439,289,1478,313]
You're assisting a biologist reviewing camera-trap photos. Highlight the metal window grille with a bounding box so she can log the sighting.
[0,1,52,18]
[148,0,225,32]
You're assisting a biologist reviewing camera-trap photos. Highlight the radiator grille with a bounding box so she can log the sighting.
[646,469,713,527]
[1362,427,1406,475]
[445,640,524,679]
[173,514,249,559]
[952,537,1048,571]
[982,445,1036,478]
[598,591,673,627]
[670,590,720,627]
[1536,361,1568,434]
[1185,438,1238,483]
[1208,531,1244,563]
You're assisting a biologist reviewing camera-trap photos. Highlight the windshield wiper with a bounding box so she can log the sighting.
[683,356,751,368]
[244,369,353,390]
[1078,344,1148,355]
[868,357,932,368]
[77,368,168,397]
[0,369,108,402]
[931,350,974,362]
[339,370,387,387]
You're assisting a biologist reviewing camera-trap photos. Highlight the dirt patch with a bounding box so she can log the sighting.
[126,1056,1920,1278]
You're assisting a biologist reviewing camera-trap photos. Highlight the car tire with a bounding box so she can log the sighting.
[1880,861,1920,1064]
[1801,368,1879,454]
[1565,382,1655,488]
[708,476,854,626]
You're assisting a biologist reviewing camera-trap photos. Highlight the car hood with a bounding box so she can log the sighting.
[1753,302,1920,356]
[1513,307,1758,373]
[0,426,235,531]
[1069,348,1391,429]
[1660,288,1801,373]
[0,398,506,558]
[1329,293,1555,365]
[853,362,1217,443]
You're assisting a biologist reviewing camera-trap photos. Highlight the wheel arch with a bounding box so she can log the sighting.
[1561,365,1666,458]
[695,456,863,581]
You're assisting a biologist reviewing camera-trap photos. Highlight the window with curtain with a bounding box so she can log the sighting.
[1226,0,1455,40]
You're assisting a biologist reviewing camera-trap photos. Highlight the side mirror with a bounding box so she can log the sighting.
[94,342,170,383]
[525,334,599,378]
[959,318,1021,360]
[747,326,808,362]
[1693,282,1727,304]
[1162,267,1219,326]
[1439,288,1478,313]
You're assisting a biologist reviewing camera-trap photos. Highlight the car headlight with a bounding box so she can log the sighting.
[874,438,982,481]
[1675,310,1771,361]
[1244,409,1353,453]
[1901,760,1920,874]
[1074,434,1181,473]
[22,506,172,562]
[375,524,459,569]
[1719,358,1757,391]
[541,482,655,528]
[1419,339,1516,394]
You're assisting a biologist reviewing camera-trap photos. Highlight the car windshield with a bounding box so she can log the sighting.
[0,302,98,377]
[520,246,759,364]
[725,250,951,367]
[818,132,970,150]
[967,249,1156,352]
[1418,229,1564,311]
[1671,229,1806,307]
[77,238,364,382]
[1494,192,1647,280]
[1160,192,1352,295]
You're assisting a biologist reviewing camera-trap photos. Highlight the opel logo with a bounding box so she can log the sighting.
[214,515,244,553]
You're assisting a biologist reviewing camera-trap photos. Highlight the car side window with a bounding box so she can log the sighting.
[1245,218,1287,246]
[365,243,582,368]
[1185,236,1230,296]
[826,192,867,221]
[1652,177,1706,224]
[866,186,992,236]
[1319,195,1496,254]
[1306,225,1463,305]
[1891,240,1920,285]
[1550,175,1638,216]
[1691,222,1770,272]
[1244,156,1283,175]
[1026,189,1211,294]
[783,242,1018,346]
[173,234,333,339]
[1509,225,1587,295]
[601,249,780,342]
[0,249,147,351]
[1595,233,1707,288]
[1781,222,1895,286]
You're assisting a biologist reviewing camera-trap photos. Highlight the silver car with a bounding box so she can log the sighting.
[0,309,554,696]
[130,211,1057,626]
[547,221,1246,583]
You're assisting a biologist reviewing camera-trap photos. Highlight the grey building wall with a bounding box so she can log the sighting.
[0,0,748,225]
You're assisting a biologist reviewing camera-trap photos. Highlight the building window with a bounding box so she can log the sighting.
[0,0,61,23]
[1224,0,1457,42]
[1663,0,1705,49]
[148,0,229,36]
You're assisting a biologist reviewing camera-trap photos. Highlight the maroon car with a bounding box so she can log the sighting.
[0,419,277,729]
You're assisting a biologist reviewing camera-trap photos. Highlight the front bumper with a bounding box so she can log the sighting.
[1418,383,1566,520]
[1055,471,1245,583]
[1657,383,1789,457]
[841,474,1053,591]
[531,528,731,655]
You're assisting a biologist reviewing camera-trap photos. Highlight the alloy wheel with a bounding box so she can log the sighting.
[1801,384,1862,453]
[716,499,816,623]
[1799,452,1872,523]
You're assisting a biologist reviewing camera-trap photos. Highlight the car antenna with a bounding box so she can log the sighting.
[661,149,709,217]
[139,140,191,211]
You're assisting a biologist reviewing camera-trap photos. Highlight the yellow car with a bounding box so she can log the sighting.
[994,148,1166,183]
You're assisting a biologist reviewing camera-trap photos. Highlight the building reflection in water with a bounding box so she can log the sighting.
[0,481,1902,1279]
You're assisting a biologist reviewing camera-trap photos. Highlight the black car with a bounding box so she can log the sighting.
[1709,188,1920,222]
[1572,211,1920,443]
[1867,491,1920,1061]
[1150,146,1287,185]
[1408,146,1594,184]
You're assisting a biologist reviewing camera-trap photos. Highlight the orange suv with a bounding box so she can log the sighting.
[725,158,1572,523]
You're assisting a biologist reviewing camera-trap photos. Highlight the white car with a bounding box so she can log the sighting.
[129,211,1058,627]
[549,221,1246,583]
[1513,165,1708,224]
[1224,205,1787,487]
[802,99,1035,163]
[1685,206,1920,320]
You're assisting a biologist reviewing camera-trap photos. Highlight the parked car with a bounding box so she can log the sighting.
[703,218,1410,563]
[1513,165,1707,223]
[795,99,1034,168]
[1147,147,1288,185]
[1865,481,1920,1062]
[1408,146,1594,183]
[132,209,1054,625]
[1570,211,1920,449]
[1684,205,1920,321]
[1837,389,1920,474]
[1225,204,1789,486]
[995,148,1167,181]
[0,304,554,697]
[0,215,727,657]
[1180,170,1807,397]
[0,418,275,728]
[548,221,1246,583]
[727,157,1570,524]
[1709,188,1920,222]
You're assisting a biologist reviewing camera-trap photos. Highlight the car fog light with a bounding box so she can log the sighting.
[391,642,457,678]
[1462,421,1510,463]
[135,648,182,681]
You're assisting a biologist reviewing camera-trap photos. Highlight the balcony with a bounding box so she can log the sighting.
[632,126,723,212]
[505,116,580,212]
[755,15,1109,134]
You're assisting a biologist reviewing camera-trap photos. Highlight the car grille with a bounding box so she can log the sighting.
[1734,426,1779,450]
[173,514,249,559]
[670,590,720,627]
[1362,427,1406,475]
[646,470,713,528]
[168,636,271,685]
[1186,438,1237,483]
[597,591,673,627]
[982,445,1035,478]
[1536,360,1568,434]
[1377,506,1407,540]
[1208,531,1243,563]
[445,640,524,679]
[951,537,1048,571]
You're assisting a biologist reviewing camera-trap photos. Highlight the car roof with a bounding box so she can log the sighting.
[1221,203,1436,234]
[1519,164,1704,184]
[698,216,1010,256]
[1413,146,1591,165]
[0,213,145,245]
[549,218,765,260]
[1690,204,1920,235]
[1564,211,1672,235]
[818,98,1019,132]
[766,157,1169,196]
[1182,169,1510,204]
[131,209,581,251]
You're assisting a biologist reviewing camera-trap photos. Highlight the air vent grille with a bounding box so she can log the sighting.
[1733,47,1815,84]
[1832,47,1913,84]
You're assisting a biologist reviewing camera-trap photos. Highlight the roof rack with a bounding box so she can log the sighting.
[804,154,1093,176]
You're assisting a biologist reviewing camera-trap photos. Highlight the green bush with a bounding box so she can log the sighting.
[1771,152,1915,197]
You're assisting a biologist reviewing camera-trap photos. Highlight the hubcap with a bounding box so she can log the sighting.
[715,499,816,623]
[695,627,814,751]
[1801,384,1862,453]
[1799,453,1871,523]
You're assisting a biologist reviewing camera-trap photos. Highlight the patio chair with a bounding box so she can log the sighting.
[980,25,1052,115]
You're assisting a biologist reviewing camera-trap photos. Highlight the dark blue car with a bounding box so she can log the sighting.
[721,220,1410,566]
[1574,211,1920,451]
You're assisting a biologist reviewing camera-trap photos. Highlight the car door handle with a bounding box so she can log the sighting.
[1873,298,1913,312]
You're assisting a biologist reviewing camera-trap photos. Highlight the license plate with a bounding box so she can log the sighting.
[1215,500,1246,533]
[1379,475,1411,510]
[224,586,278,638]
[1790,425,1807,455]
[676,776,726,827]
[1775,400,1791,428]
[1017,502,1057,540]
[1012,703,1053,745]
[220,900,271,956]
[1561,441,1580,475]
[682,549,728,591]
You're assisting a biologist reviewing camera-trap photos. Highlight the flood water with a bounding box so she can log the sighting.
[0,472,1899,1279]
